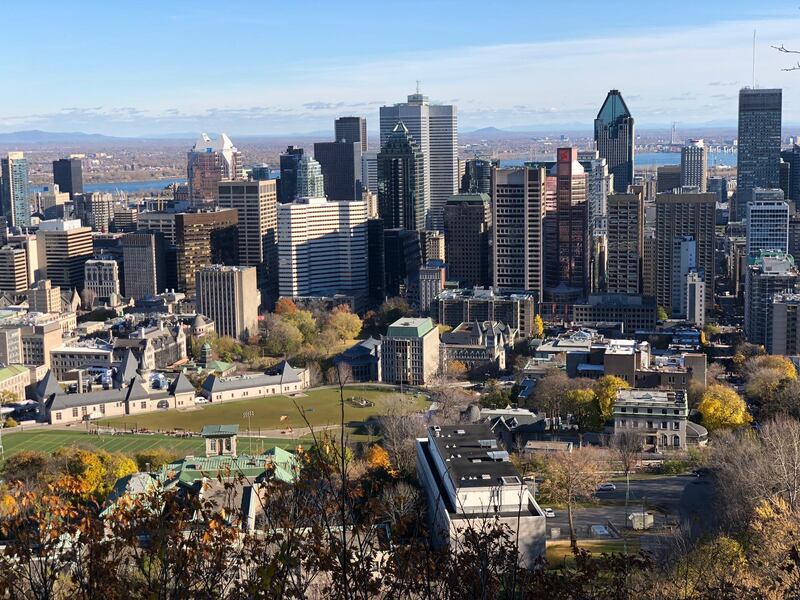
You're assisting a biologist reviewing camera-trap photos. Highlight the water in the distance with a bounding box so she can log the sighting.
[31,178,186,195]
[500,152,736,168]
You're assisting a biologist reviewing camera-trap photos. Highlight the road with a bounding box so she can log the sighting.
[538,474,715,547]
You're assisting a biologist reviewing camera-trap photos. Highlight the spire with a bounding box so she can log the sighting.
[115,349,140,389]
[596,89,632,123]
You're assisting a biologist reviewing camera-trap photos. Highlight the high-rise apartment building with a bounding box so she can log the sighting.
[491,167,547,300]
[745,252,799,347]
[76,192,114,232]
[655,193,716,317]
[36,219,93,290]
[196,265,259,340]
[377,123,426,231]
[606,193,643,294]
[685,271,706,328]
[444,193,491,288]
[746,191,789,258]
[313,141,362,200]
[736,88,782,220]
[278,146,304,204]
[594,90,634,193]
[84,259,120,300]
[295,155,325,199]
[380,92,457,230]
[278,198,368,310]
[335,116,368,152]
[187,133,242,205]
[218,180,278,299]
[175,209,239,293]
[0,246,29,292]
[52,157,83,200]
[122,231,167,300]
[642,231,657,296]
[680,139,708,191]
[578,150,612,292]
[1,152,31,229]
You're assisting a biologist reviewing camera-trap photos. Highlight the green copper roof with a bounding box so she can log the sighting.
[201,424,240,437]
[386,317,434,338]
[0,364,28,382]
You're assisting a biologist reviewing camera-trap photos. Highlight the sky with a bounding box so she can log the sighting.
[2,0,800,136]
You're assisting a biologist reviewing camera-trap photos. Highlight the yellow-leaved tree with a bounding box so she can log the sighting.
[532,314,545,338]
[365,444,392,473]
[698,384,752,431]
[592,375,629,421]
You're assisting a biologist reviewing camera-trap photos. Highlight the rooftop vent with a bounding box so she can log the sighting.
[456,429,466,435]
[501,476,521,485]
[479,439,497,449]
[481,474,491,480]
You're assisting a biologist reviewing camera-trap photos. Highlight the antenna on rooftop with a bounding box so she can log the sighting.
[752,29,757,88]
[416,80,421,94]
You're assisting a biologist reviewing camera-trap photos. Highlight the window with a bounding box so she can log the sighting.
[225,438,232,451]
[72,408,78,417]
[673,435,681,447]
[647,421,654,429]
[140,402,146,409]
[661,421,667,429]
[672,422,680,430]
[210,440,216,451]
[56,412,62,421]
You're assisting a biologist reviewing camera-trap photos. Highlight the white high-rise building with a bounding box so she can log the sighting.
[278,197,368,310]
[187,133,242,205]
[578,150,613,292]
[746,190,789,258]
[380,92,457,230]
[361,151,378,192]
[295,155,325,198]
[686,271,706,328]
[680,139,708,192]
[671,236,697,319]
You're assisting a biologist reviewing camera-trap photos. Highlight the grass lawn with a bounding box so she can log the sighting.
[96,385,427,437]
[545,538,641,568]
[0,430,303,460]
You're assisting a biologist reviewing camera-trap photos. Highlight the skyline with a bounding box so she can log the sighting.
[1,1,800,136]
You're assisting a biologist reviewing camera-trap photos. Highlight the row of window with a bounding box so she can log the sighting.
[617,419,680,430]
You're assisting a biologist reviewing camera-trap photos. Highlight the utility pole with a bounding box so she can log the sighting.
[243,410,254,454]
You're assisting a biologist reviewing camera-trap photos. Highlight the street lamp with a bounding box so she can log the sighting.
[242,410,254,454]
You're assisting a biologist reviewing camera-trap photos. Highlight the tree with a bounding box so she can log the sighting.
[540,448,606,549]
[703,322,722,338]
[532,314,545,338]
[263,316,303,357]
[592,375,629,422]
[325,306,362,342]
[364,445,392,472]
[446,359,468,379]
[52,447,107,497]
[657,305,668,321]
[531,369,588,418]
[610,431,643,523]
[565,388,601,435]
[745,354,797,381]
[134,448,179,471]
[1,451,51,485]
[698,384,752,431]
[273,297,298,316]
[286,309,317,344]
[0,389,19,404]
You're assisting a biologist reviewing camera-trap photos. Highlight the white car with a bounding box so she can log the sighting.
[596,483,617,492]
[194,397,209,404]
[543,507,556,518]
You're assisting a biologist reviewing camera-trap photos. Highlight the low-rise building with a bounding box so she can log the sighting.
[440,321,515,372]
[416,424,546,567]
[571,293,657,332]
[334,338,382,382]
[0,364,30,400]
[613,389,689,451]
[50,340,114,380]
[435,287,537,337]
[381,317,440,385]
[200,361,309,403]
[112,320,187,371]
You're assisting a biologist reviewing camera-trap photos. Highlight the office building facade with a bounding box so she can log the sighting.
[377,123,426,231]
[278,146,304,203]
[295,155,325,199]
[196,265,259,341]
[745,252,799,347]
[84,259,120,300]
[37,219,93,290]
[187,133,242,205]
[52,157,83,200]
[0,245,28,292]
[594,90,634,193]
[175,209,239,294]
[1,152,30,229]
[122,231,167,300]
[680,140,708,192]
[606,193,643,294]
[746,192,789,258]
[444,193,491,288]
[313,141,362,201]
[334,116,368,152]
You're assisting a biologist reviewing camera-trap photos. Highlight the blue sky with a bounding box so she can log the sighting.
[2,1,800,136]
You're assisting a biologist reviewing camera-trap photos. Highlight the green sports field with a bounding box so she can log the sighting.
[96,385,426,435]
[0,430,300,460]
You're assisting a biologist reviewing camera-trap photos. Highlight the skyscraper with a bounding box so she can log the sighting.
[1,152,31,229]
[444,193,491,288]
[196,265,259,340]
[460,158,497,195]
[36,219,93,290]
[578,150,612,293]
[0,246,29,292]
[606,193,643,294]
[361,152,378,192]
[278,146,304,203]
[377,123,426,231]
[84,259,120,300]
[594,90,634,193]
[680,139,708,192]
[335,116,368,152]
[746,190,789,258]
[278,197,368,309]
[52,157,83,200]
[745,252,799,347]
[313,141,362,200]
[175,209,238,293]
[491,167,547,300]
[655,193,716,317]
[122,231,167,300]
[187,133,242,205]
[295,155,325,198]
[780,144,800,203]
[218,180,278,301]
[549,148,589,299]
[736,88,782,220]
[380,91,457,229]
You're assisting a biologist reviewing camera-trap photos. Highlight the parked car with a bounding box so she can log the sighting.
[596,483,617,491]
[194,397,209,404]
[543,507,556,518]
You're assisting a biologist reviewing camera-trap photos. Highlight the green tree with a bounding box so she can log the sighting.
[0,390,19,404]
[566,388,602,433]
[286,309,317,344]
[325,306,362,341]
[657,305,669,321]
[263,316,303,357]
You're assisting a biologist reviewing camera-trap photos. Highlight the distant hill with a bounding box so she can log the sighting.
[0,130,128,144]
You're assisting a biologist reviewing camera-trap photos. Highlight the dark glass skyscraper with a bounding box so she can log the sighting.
[460,158,497,194]
[736,88,782,220]
[335,116,368,152]
[377,123,425,231]
[52,157,83,200]
[594,90,634,193]
[278,146,304,204]
[313,141,362,200]
[780,144,800,204]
